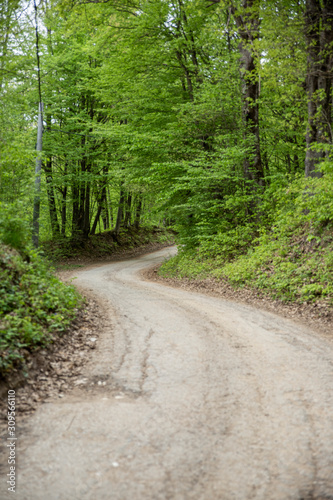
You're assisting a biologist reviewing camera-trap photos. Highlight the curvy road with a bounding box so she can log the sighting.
[5,247,333,500]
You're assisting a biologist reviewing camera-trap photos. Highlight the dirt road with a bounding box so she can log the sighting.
[3,247,333,499]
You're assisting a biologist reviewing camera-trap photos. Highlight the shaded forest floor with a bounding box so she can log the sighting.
[43,225,175,269]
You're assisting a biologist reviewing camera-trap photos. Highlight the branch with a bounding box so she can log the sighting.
[206,0,220,7]
[74,0,139,16]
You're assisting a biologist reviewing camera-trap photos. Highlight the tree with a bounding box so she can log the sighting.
[207,0,264,185]
[230,0,264,184]
[0,0,35,208]
[304,0,333,177]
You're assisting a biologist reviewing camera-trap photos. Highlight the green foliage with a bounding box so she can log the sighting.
[43,225,174,263]
[1,0,333,319]
[161,161,333,305]
[0,203,31,251]
[0,208,82,377]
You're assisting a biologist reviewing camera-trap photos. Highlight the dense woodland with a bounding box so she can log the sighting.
[1,0,333,374]
[0,0,332,284]
[0,0,331,240]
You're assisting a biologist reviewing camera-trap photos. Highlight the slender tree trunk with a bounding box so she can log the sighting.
[102,166,110,230]
[90,204,103,235]
[61,186,67,236]
[72,181,79,237]
[102,202,110,231]
[32,0,43,248]
[304,0,333,177]
[134,198,142,230]
[106,187,112,229]
[102,195,110,230]
[44,113,60,238]
[176,51,194,101]
[206,0,263,182]
[32,102,43,248]
[73,133,91,240]
[91,184,107,235]
[44,157,60,238]
[60,162,67,236]
[77,154,86,235]
[83,179,90,237]
[124,194,132,227]
[114,188,125,236]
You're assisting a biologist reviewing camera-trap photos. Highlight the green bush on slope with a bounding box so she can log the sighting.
[0,206,82,377]
[160,164,333,306]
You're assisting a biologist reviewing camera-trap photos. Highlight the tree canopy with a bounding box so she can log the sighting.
[0,0,332,251]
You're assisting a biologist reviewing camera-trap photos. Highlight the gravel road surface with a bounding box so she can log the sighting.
[2,247,333,500]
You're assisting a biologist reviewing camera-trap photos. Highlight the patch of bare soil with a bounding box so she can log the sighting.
[0,298,107,435]
[144,265,333,341]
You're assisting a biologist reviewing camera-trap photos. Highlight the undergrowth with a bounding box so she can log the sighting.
[160,165,333,307]
[0,206,82,378]
[43,225,174,263]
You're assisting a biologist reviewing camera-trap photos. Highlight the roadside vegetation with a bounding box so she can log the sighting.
[0,208,82,378]
[160,166,333,308]
[43,225,174,265]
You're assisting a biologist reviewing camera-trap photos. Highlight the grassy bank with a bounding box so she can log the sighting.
[160,172,333,309]
[0,244,82,378]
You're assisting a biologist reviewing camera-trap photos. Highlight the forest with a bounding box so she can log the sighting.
[0,0,333,373]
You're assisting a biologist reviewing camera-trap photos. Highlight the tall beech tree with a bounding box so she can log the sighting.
[231,0,263,185]
[207,0,263,185]
[304,0,333,177]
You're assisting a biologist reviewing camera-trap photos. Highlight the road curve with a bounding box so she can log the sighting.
[6,247,333,499]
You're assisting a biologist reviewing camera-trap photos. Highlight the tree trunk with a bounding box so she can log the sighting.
[114,189,125,236]
[32,102,43,248]
[44,113,60,238]
[102,167,110,230]
[61,162,68,236]
[83,178,90,237]
[304,0,333,177]
[105,187,112,229]
[77,153,86,235]
[231,0,264,185]
[91,183,107,235]
[72,182,79,237]
[134,198,142,230]
[90,204,103,235]
[61,186,67,236]
[44,157,60,238]
[124,194,132,227]
[73,134,91,240]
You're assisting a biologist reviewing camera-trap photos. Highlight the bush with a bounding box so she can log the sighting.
[160,161,333,305]
[0,205,82,377]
